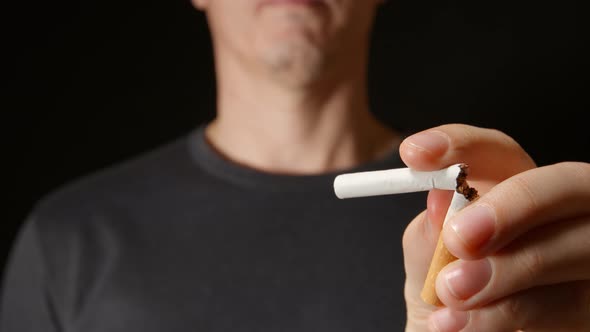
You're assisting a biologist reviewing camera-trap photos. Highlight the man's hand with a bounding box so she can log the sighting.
[399,124,590,332]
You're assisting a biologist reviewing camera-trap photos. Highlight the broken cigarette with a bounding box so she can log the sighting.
[334,163,467,199]
[333,163,478,306]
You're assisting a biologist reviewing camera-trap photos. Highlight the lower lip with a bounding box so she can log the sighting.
[261,0,324,7]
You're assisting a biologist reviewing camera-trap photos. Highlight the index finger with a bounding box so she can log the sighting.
[399,124,536,183]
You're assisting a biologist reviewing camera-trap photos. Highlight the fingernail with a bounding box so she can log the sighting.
[449,204,496,251]
[429,308,470,332]
[405,130,450,156]
[443,259,492,300]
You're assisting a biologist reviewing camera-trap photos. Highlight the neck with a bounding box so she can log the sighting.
[205,50,399,175]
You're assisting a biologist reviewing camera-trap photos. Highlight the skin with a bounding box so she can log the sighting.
[400,125,590,331]
[192,0,397,175]
[192,1,590,330]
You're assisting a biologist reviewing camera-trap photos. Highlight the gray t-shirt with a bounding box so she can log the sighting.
[1,126,425,332]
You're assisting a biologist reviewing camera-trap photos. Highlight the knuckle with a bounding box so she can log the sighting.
[495,296,527,326]
[558,161,590,189]
[516,245,546,281]
[480,126,520,152]
[435,123,477,147]
[509,175,540,212]
[431,127,466,156]
[486,127,514,143]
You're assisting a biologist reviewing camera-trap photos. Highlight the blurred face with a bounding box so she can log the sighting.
[193,0,381,87]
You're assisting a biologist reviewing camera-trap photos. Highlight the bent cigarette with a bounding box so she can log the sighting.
[333,163,478,306]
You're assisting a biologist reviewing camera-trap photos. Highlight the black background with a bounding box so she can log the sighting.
[5,0,589,273]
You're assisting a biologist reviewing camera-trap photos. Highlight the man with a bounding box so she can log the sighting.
[2,0,589,331]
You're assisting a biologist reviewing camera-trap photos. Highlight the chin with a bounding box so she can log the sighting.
[253,21,333,87]
[259,40,326,87]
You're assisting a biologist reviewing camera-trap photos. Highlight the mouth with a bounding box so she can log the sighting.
[259,0,326,9]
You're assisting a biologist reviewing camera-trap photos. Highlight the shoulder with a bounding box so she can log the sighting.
[9,131,214,317]
[30,133,197,237]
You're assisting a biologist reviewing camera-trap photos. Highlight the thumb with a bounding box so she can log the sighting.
[403,189,453,306]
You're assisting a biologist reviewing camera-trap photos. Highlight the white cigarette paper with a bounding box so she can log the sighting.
[333,163,465,199]
[442,191,471,225]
